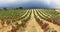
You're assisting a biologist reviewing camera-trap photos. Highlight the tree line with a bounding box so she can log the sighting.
[0,7,23,11]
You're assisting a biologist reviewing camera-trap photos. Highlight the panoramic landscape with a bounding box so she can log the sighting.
[0,0,60,32]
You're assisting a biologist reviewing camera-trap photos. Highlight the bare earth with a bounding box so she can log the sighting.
[0,9,60,32]
[35,9,60,32]
[25,9,43,32]
[56,10,60,13]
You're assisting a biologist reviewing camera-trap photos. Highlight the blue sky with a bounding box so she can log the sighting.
[0,0,60,9]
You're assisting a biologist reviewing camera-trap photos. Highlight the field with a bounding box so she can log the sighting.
[0,9,60,32]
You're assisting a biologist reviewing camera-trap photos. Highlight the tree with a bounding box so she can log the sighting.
[3,8,7,10]
[15,7,23,10]
[19,7,23,9]
[0,9,2,11]
[16,8,19,10]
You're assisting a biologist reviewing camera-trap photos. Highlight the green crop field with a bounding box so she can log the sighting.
[0,9,60,32]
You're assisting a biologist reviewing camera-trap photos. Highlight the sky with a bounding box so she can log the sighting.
[0,0,60,9]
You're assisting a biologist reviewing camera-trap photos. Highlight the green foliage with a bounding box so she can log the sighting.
[0,9,26,20]
[37,9,60,22]
[3,8,7,10]
[19,7,23,9]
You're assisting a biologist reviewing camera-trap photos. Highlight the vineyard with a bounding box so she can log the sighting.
[0,9,60,32]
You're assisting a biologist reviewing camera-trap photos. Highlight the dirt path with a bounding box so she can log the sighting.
[55,10,60,13]
[36,9,60,32]
[0,9,60,32]
[25,9,43,32]
[0,10,28,32]
[21,10,31,20]
[20,10,28,18]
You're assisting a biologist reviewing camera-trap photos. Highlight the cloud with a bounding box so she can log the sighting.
[42,0,60,8]
[0,0,31,5]
[51,0,60,6]
[0,0,31,4]
[0,0,17,4]
[49,0,60,8]
[44,0,51,5]
[0,0,17,6]
[0,0,60,8]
